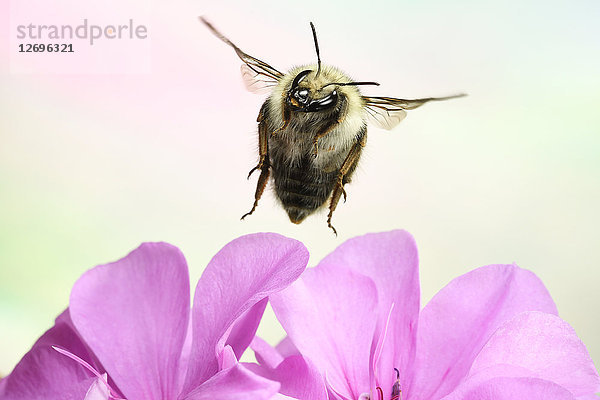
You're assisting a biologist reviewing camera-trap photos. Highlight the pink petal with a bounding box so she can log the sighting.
[270,265,378,399]
[218,346,238,371]
[319,230,420,392]
[84,375,110,400]
[442,376,576,399]
[276,337,300,359]
[1,346,95,400]
[226,298,269,360]
[2,310,102,400]
[182,362,280,400]
[469,311,600,397]
[176,317,194,395]
[252,336,285,369]
[246,355,328,400]
[32,309,100,372]
[184,233,308,391]
[70,242,191,400]
[410,264,558,399]
[251,336,301,370]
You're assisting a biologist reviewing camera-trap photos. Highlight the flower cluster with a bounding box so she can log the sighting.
[1,231,599,400]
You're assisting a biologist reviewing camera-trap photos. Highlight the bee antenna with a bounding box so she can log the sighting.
[321,81,380,89]
[310,22,321,78]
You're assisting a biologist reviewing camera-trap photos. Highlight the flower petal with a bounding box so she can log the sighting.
[246,355,328,400]
[276,337,300,359]
[270,395,297,400]
[251,336,301,370]
[70,242,191,400]
[84,375,110,400]
[442,376,576,400]
[32,309,99,370]
[226,298,269,360]
[410,264,558,399]
[185,233,308,391]
[252,336,285,369]
[319,230,420,392]
[182,362,280,400]
[1,310,102,400]
[469,311,600,397]
[218,345,238,371]
[271,265,378,399]
[1,346,95,400]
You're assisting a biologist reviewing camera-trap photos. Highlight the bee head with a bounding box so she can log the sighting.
[287,69,339,113]
[285,23,379,113]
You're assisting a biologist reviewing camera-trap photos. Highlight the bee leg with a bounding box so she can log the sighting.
[327,175,350,235]
[312,99,348,157]
[327,186,342,236]
[247,165,261,179]
[257,103,265,123]
[311,122,337,157]
[272,103,291,136]
[248,120,269,179]
[326,135,365,234]
[241,160,270,220]
[243,118,270,219]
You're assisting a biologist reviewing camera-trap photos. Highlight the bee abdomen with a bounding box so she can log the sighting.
[272,162,336,224]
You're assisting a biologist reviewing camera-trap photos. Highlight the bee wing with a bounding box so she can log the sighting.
[363,94,466,130]
[240,64,279,94]
[201,17,283,93]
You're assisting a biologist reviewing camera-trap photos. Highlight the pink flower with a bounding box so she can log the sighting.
[255,230,600,400]
[0,233,309,400]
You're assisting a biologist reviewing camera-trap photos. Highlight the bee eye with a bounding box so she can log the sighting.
[288,70,315,109]
[289,87,310,107]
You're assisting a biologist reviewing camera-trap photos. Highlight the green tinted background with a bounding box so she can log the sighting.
[1,0,599,376]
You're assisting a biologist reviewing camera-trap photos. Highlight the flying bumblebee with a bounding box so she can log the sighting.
[201,17,464,234]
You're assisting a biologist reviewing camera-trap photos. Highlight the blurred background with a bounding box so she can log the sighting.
[1,0,599,376]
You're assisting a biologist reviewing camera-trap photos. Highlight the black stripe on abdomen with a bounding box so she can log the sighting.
[272,161,336,223]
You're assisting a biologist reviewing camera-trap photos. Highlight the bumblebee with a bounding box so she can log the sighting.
[201,18,464,234]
